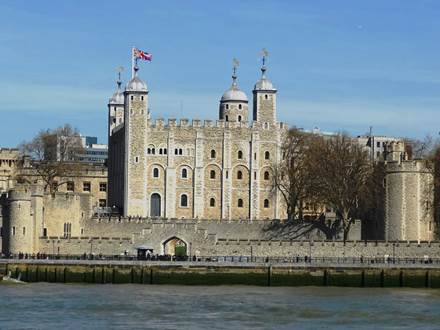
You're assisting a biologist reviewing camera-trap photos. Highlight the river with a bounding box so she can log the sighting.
[0,284,439,329]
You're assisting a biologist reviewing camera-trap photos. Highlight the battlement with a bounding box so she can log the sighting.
[385,159,432,174]
[149,118,288,131]
[8,186,31,201]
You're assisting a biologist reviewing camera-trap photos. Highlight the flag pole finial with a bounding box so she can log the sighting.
[116,66,124,89]
[232,58,239,87]
[260,48,269,78]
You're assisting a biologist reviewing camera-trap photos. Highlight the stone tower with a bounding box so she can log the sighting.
[385,159,435,241]
[123,66,149,217]
[5,186,34,254]
[219,60,249,122]
[253,51,277,126]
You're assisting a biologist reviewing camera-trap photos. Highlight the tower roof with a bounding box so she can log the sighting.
[221,59,248,102]
[126,66,148,92]
[109,79,124,104]
[254,49,276,91]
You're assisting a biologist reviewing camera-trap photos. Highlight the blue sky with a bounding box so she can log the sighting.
[0,0,439,147]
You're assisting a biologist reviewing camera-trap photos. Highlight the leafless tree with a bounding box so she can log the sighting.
[272,127,317,221]
[309,133,372,241]
[18,124,85,193]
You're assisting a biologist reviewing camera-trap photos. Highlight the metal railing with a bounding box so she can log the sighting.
[1,253,440,266]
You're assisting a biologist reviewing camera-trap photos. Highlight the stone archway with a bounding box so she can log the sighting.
[163,237,187,256]
[150,193,161,217]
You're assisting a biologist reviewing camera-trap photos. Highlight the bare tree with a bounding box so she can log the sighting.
[309,134,372,241]
[272,128,317,220]
[19,124,85,193]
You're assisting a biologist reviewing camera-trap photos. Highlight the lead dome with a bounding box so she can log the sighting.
[126,67,148,92]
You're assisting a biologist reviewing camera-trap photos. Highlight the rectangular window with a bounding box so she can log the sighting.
[99,182,107,192]
[67,181,75,192]
[99,199,107,207]
[22,227,26,236]
[43,228,47,237]
[0,227,2,237]
[376,141,380,148]
[83,182,91,192]
[12,226,16,236]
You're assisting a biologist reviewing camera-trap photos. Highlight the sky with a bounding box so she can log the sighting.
[0,0,439,147]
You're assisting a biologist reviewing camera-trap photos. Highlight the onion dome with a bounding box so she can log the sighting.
[221,66,248,102]
[126,66,148,92]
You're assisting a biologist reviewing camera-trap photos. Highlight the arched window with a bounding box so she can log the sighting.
[264,199,270,208]
[159,148,163,155]
[147,148,151,154]
[175,149,178,155]
[180,194,188,207]
[210,170,216,179]
[210,198,215,207]
[265,94,268,100]
[237,199,243,208]
[226,104,229,110]
[152,148,155,155]
[265,151,270,160]
[264,171,270,180]
[210,150,216,159]
[238,104,242,110]
[225,115,229,122]
[238,115,242,122]
[237,170,243,180]
[182,168,188,178]
[238,150,243,159]
[153,168,159,178]
[179,148,183,155]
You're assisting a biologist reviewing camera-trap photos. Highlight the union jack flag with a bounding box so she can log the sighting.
[133,48,152,61]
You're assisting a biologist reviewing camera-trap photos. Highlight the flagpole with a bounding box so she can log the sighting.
[131,47,135,79]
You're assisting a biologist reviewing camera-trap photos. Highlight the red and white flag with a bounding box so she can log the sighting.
[133,48,152,61]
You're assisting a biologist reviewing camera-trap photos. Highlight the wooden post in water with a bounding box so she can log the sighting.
[267,265,272,287]
[426,270,431,288]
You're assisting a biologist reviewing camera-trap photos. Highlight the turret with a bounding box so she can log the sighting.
[108,68,125,137]
[384,141,406,163]
[219,59,249,123]
[253,49,277,126]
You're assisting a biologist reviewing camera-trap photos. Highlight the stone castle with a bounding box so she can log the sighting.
[0,56,436,257]
[107,60,287,220]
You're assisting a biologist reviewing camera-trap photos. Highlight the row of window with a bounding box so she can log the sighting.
[65,182,107,192]
[210,150,270,160]
[224,104,244,110]
[152,167,270,181]
[177,194,270,208]
[145,149,271,160]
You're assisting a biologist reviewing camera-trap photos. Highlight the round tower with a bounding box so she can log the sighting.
[385,160,434,241]
[108,68,125,137]
[6,186,34,254]
[219,59,248,123]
